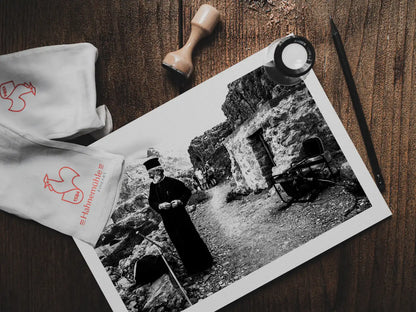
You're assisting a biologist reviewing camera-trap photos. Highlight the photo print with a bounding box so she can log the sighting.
[89,62,387,312]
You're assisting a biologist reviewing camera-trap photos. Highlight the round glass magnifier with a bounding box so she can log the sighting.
[264,35,315,85]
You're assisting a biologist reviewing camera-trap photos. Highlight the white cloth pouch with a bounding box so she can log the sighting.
[0,123,125,246]
[0,43,112,139]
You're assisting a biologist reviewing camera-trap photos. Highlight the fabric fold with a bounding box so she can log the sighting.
[0,43,111,139]
[0,43,123,246]
[0,122,124,246]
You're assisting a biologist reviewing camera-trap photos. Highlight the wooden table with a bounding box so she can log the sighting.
[0,0,414,311]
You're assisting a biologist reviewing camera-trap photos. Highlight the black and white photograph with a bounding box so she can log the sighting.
[91,63,379,312]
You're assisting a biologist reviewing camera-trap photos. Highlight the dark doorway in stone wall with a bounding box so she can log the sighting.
[248,129,276,188]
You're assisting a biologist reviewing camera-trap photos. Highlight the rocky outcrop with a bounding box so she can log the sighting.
[143,274,185,312]
[117,272,186,312]
[221,67,300,129]
[188,121,233,181]
[110,224,187,312]
[96,211,160,267]
[111,194,149,223]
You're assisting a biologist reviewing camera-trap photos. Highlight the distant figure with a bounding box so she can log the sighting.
[192,173,202,191]
[144,158,213,274]
[194,167,208,190]
[204,162,217,187]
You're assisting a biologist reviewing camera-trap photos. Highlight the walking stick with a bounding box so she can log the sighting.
[135,231,193,307]
[158,249,193,307]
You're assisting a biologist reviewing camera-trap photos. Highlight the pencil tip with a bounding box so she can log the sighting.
[329,17,337,33]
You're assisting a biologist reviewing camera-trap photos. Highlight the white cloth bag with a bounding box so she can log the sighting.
[0,123,124,245]
[0,43,112,139]
[0,43,124,246]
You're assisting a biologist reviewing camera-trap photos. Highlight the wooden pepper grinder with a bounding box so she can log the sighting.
[162,4,220,79]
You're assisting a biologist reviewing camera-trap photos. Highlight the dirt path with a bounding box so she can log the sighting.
[201,183,289,269]
[183,181,368,301]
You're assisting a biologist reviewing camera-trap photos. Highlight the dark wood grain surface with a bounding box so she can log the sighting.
[0,0,414,311]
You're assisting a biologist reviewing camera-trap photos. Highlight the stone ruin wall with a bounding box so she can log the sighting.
[187,121,233,181]
[224,87,338,192]
[223,103,271,191]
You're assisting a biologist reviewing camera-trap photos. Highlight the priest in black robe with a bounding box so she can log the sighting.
[144,157,213,274]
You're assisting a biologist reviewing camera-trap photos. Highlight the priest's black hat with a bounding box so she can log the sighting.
[143,158,162,171]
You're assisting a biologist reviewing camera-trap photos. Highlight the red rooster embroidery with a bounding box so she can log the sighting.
[0,80,36,112]
[44,167,84,205]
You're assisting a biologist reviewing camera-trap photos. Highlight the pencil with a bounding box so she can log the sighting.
[330,17,386,193]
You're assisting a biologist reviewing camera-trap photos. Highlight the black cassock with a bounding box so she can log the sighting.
[148,176,213,274]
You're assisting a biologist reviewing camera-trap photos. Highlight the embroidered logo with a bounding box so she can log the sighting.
[43,167,84,205]
[0,80,36,112]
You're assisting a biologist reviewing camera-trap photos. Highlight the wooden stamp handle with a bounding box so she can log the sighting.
[191,4,220,36]
[162,4,220,79]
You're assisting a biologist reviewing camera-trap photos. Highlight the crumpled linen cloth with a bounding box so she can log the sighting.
[0,43,125,246]
[0,43,112,139]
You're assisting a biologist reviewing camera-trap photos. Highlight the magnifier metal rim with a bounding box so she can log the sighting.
[274,36,315,78]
